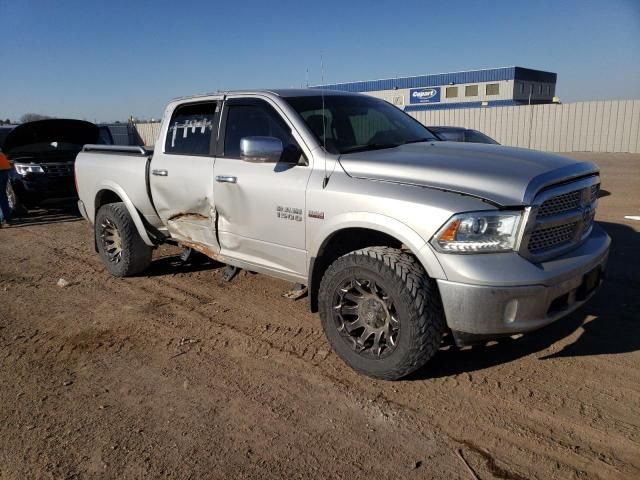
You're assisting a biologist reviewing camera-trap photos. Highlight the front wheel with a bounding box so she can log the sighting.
[318,247,445,380]
[95,202,152,277]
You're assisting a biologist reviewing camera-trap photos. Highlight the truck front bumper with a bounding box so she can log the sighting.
[436,224,610,340]
[12,175,77,206]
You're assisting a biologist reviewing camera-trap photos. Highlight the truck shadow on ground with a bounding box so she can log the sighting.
[144,253,225,277]
[7,202,82,228]
[410,221,639,380]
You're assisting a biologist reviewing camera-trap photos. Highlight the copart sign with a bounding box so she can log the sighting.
[409,87,440,104]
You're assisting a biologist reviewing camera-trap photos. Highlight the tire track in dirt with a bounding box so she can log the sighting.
[7,227,628,479]
[3,229,476,479]
[4,226,532,478]
[15,226,335,369]
[4,218,640,479]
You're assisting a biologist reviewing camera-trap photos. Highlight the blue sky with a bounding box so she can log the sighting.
[1,0,639,122]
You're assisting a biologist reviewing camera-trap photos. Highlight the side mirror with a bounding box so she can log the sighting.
[240,136,283,163]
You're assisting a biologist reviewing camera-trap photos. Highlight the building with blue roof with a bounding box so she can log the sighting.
[311,66,557,111]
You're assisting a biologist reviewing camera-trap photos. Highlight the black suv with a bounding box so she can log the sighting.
[1,120,112,212]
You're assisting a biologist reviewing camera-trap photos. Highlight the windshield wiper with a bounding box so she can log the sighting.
[341,143,402,154]
[402,138,435,145]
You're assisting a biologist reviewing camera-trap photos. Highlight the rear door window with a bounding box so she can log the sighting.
[165,102,217,156]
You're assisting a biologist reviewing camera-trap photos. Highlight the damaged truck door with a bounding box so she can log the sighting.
[149,100,221,253]
[212,97,311,277]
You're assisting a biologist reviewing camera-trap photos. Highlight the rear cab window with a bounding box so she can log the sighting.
[165,102,218,156]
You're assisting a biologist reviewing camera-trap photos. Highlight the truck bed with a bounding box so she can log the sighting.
[75,145,163,230]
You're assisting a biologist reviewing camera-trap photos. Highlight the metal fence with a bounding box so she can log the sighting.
[134,99,640,153]
[134,122,162,147]
[408,99,640,153]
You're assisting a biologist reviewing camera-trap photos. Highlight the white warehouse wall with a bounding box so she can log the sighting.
[408,100,640,153]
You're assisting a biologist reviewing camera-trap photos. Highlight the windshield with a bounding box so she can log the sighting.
[285,95,439,154]
[433,129,464,142]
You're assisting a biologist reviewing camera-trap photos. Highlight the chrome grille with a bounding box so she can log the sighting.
[537,190,581,217]
[43,163,74,177]
[528,222,578,254]
[522,176,599,261]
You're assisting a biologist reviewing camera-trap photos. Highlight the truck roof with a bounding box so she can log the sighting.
[170,88,359,103]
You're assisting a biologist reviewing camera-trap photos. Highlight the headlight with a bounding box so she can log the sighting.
[431,211,522,253]
[14,163,45,175]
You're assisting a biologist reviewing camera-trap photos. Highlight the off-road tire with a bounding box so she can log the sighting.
[319,246,445,380]
[95,202,152,277]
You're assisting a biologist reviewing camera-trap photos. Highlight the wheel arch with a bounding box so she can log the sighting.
[93,182,154,247]
[307,214,445,312]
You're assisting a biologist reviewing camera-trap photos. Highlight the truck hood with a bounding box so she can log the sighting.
[338,142,599,206]
[2,119,99,157]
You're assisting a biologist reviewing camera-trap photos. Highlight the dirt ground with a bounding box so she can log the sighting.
[0,152,638,480]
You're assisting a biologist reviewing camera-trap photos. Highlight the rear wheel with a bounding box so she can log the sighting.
[319,246,445,380]
[95,202,152,277]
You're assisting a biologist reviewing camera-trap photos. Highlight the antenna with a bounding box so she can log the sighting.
[321,54,329,188]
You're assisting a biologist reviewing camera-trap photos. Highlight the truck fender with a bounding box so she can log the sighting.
[309,212,446,280]
[95,181,155,247]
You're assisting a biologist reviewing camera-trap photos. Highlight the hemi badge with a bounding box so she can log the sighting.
[308,210,325,219]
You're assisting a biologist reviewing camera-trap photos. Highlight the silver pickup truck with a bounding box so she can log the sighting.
[75,89,610,380]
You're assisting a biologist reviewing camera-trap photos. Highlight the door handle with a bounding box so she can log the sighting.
[152,169,168,177]
[215,175,237,184]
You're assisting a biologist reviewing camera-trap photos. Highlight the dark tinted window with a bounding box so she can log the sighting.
[223,101,294,158]
[165,102,216,155]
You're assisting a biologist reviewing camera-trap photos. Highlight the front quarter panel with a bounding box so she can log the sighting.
[306,163,494,279]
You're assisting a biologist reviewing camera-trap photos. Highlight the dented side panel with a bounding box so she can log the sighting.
[149,154,220,254]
